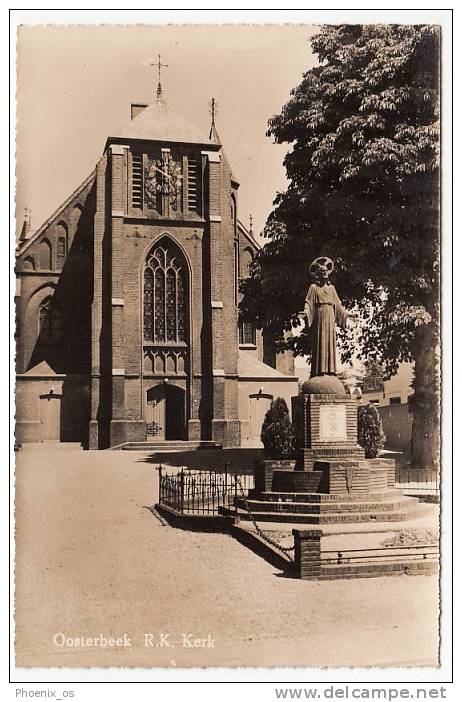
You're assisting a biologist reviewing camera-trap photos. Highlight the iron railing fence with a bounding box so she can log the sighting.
[321,544,439,566]
[157,464,254,515]
[395,468,440,495]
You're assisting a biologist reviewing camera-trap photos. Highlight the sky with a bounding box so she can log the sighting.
[15,24,318,240]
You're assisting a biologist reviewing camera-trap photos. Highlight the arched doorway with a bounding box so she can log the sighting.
[146,384,186,441]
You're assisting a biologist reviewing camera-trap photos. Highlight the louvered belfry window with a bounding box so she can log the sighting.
[187,158,197,211]
[132,153,143,208]
[143,240,188,343]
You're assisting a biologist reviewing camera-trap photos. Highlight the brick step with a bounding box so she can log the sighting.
[19,442,83,450]
[221,504,430,524]
[236,495,418,514]
[112,440,219,451]
[250,489,403,503]
[317,560,438,579]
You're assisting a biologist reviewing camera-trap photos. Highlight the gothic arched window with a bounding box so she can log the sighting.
[143,240,188,344]
[241,246,254,279]
[39,238,52,270]
[39,297,62,342]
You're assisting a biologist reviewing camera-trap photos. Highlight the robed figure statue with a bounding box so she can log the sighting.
[304,257,355,377]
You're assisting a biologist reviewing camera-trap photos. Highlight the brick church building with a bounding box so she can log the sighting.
[15,84,298,448]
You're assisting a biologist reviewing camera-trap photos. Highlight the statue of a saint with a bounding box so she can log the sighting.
[304,257,356,377]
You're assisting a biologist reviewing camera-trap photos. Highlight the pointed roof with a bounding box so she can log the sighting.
[19,208,31,242]
[209,121,237,185]
[109,97,213,147]
[209,121,220,144]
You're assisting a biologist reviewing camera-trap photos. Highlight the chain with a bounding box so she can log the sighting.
[235,476,295,561]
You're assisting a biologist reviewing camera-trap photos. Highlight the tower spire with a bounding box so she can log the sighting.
[150,54,169,99]
[19,206,31,242]
[209,97,219,142]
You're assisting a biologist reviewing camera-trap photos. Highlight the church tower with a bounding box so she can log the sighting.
[89,78,241,448]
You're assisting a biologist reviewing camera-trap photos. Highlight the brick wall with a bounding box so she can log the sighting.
[293,394,358,449]
[292,529,322,579]
[16,176,96,376]
[16,174,96,444]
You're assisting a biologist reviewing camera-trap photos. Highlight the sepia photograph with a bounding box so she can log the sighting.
[12,12,450,680]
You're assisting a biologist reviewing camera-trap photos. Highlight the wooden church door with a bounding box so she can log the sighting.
[146,385,166,441]
[249,393,273,443]
[39,394,62,441]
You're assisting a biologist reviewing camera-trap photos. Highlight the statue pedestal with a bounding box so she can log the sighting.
[222,382,420,526]
[292,393,365,470]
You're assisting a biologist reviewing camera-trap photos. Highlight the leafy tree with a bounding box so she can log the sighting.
[241,24,440,469]
[358,402,386,458]
[261,397,294,458]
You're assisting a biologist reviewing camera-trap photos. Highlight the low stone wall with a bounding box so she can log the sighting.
[155,503,235,533]
[292,529,438,580]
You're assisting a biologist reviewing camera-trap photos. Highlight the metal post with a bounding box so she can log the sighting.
[157,463,163,504]
[224,460,230,510]
[179,469,185,515]
[234,472,239,524]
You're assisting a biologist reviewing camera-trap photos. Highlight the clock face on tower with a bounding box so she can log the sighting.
[144,156,183,212]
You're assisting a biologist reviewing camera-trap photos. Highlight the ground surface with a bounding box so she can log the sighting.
[15,446,440,668]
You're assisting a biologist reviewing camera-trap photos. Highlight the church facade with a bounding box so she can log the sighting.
[15,91,298,448]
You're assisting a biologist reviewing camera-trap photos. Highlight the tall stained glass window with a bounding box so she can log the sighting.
[143,268,154,341]
[143,240,188,344]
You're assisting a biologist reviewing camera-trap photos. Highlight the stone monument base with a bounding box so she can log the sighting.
[255,456,395,496]
[221,383,427,526]
[227,457,427,524]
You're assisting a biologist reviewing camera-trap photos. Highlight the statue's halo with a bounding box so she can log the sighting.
[309,256,334,277]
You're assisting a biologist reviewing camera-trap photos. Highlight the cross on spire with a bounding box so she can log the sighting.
[209,97,217,126]
[208,97,218,140]
[249,213,253,235]
[150,54,169,98]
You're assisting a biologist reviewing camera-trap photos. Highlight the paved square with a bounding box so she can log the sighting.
[15,447,439,668]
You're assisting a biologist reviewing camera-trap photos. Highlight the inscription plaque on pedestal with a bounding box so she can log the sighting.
[319,404,347,441]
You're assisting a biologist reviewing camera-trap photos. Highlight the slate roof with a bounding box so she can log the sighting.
[238,352,298,380]
[110,97,214,146]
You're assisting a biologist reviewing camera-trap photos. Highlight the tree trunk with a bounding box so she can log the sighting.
[410,322,440,471]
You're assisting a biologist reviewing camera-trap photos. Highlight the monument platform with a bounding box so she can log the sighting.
[226,380,426,527]
[230,491,430,524]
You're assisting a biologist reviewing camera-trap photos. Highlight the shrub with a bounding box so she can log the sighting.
[358,402,386,458]
[261,397,294,458]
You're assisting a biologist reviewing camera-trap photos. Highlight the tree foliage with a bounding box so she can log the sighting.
[358,403,386,458]
[261,397,294,459]
[241,24,439,379]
